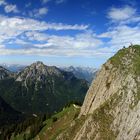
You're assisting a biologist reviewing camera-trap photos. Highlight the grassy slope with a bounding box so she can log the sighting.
[34,104,80,140]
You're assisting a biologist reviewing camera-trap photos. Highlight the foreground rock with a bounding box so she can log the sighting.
[55,45,140,140]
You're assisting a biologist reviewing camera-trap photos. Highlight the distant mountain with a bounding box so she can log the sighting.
[1,64,25,72]
[0,66,12,80]
[0,61,88,115]
[1,64,98,84]
[61,66,98,84]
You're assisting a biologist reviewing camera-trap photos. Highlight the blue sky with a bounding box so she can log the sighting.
[0,0,140,67]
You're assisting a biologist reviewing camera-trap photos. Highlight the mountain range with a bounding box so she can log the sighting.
[1,64,25,72]
[1,64,98,84]
[0,61,88,115]
[61,66,98,84]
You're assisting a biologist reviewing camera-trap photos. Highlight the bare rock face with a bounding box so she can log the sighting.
[56,45,140,140]
[79,60,119,116]
[74,45,140,140]
[16,61,63,82]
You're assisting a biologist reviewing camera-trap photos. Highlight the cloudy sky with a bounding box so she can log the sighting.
[0,0,140,67]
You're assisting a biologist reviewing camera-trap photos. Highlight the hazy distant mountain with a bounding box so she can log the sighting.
[61,66,98,84]
[1,64,98,84]
[1,64,25,72]
[0,61,88,114]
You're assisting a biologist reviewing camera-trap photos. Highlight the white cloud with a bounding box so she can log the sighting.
[0,29,103,57]
[0,15,88,34]
[0,44,5,48]
[0,15,103,57]
[99,25,140,52]
[31,7,48,17]
[25,2,31,8]
[42,0,51,4]
[41,0,66,4]
[95,5,140,55]
[26,31,102,49]
[1,5,140,59]
[55,0,66,4]
[0,15,92,57]
[108,6,136,21]
[0,0,6,6]
[4,4,19,13]
[0,0,19,13]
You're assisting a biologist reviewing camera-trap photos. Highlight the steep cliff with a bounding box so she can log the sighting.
[55,45,140,140]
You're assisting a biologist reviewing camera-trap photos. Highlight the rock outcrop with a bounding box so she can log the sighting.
[56,45,140,140]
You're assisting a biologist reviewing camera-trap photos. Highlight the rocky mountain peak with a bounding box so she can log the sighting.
[28,61,47,73]
[31,61,45,68]
[16,61,64,82]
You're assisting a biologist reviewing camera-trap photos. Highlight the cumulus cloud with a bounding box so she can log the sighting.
[42,0,51,4]
[108,6,136,21]
[30,7,48,17]
[25,31,102,49]
[0,28,104,57]
[4,4,19,13]
[0,15,95,57]
[0,0,19,13]
[25,2,31,8]
[0,15,88,32]
[99,5,140,52]
[0,4,140,59]
[55,0,66,4]
[0,15,103,57]
[41,0,66,4]
[0,0,6,6]
[0,44,5,48]
[99,25,140,50]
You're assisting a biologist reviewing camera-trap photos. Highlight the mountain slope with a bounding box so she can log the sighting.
[0,62,88,114]
[1,64,25,72]
[0,96,22,127]
[52,45,140,140]
[34,104,80,140]
[61,66,98,84]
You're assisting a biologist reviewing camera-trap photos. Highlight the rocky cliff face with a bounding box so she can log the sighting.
[55,45,140,140]
[16,61,63,82]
